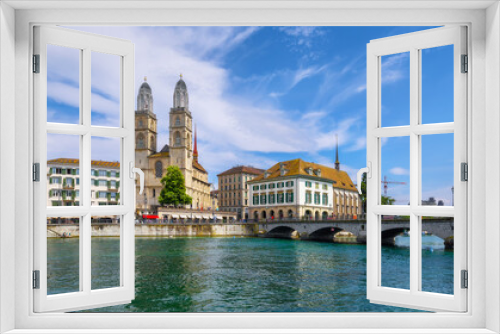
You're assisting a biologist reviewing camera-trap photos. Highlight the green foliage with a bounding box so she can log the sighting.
[360,173,395,209]
[381,195,396,205]
[158,166,192,207]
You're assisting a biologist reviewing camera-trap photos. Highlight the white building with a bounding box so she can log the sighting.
[47,158,120,208]
[248,159,361,221]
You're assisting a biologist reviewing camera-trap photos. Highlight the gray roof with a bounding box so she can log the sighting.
[160,144,170,153]
[140,81,152,91]
[175,79,187,91]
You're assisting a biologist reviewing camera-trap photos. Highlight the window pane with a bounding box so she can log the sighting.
[91,52,121,127]
[47,44,80,124]
[421,45,454,124]
[381,52,410,127]
[47,134,80,207]
[421,133,454,206]
[380,136,410,205]
[91,215,121,290]
[47,217,80,295]
[421,216,454,294]
[381,215,410,290]
[91,137,121,206]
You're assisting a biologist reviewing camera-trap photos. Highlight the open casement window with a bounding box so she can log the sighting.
[33,26,136,312]
[366,26,467,312]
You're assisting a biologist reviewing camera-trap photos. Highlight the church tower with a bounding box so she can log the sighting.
[135,77,157,172]
[169,75,193,187]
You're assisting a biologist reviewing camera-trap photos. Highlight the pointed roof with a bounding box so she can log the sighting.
[193,125,198,160]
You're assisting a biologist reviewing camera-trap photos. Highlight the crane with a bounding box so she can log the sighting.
[382,175,406,196]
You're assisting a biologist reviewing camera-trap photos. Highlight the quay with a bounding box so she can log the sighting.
[47,217,454,248]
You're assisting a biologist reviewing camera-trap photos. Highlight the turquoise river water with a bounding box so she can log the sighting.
[47,236,454,312]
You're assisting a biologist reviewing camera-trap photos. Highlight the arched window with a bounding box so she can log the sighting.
[137,134,144,149]
[174,131,181,146]
[175,117,180,126]
[155,161,163,178]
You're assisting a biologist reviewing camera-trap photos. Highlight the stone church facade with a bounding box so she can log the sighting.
[135,76,211,216]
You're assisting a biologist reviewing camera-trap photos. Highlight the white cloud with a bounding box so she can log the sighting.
[46,26,367,183]
[390,167,410,175]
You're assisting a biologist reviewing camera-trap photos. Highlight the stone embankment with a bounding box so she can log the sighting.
[47,223,258,238]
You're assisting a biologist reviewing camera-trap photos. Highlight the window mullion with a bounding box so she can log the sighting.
[409,47,420,294]
[81,48,92,294]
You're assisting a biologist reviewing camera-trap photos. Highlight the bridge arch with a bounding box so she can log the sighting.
[308,226,355,242]
[381,228,409,246]
[267,226,298,239]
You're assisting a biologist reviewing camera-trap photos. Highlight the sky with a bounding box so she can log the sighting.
[46,26,455,206]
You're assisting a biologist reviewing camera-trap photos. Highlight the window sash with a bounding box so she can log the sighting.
[366,26,467,312]
[32,25,135,313]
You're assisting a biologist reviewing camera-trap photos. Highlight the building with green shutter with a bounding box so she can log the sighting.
[247,159,361,221]
[47,158,120,208]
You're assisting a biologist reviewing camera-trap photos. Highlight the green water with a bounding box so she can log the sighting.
[47,237,454,312]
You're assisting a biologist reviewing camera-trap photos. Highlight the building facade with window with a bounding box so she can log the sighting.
[248,159,361,221]
[217,166,264,220]
[135,76,211,216]
[47,158,120,207]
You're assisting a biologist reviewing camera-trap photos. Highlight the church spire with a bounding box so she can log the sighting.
[335,134,340,170]
[193,124,198,161]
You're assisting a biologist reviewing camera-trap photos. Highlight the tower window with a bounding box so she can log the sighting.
[174,131,181,146]
[155,161,163,178]
[175,117,180,126]
[137,134,145,149]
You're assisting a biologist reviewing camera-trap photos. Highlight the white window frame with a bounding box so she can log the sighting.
[0,2,498,334]
[32,25,136,313]
[366,26,467,312]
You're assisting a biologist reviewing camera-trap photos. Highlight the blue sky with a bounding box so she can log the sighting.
[47,26,454,205]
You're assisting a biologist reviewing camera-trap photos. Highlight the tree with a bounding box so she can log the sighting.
[360,173,395,211]
[158,165,192,207]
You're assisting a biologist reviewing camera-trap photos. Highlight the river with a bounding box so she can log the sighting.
[47,236,453,312]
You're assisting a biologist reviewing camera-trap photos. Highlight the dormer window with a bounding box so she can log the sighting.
[314,169,321,177]
[306,167,313,175]
[264,171,270,178]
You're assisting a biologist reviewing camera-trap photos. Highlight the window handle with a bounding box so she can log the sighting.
[356,162,371,195]
[129,162,145,194]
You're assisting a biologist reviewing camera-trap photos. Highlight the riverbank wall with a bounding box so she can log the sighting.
[47,223,258,238]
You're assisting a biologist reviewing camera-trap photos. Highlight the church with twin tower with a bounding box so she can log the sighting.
[135,75,211,215]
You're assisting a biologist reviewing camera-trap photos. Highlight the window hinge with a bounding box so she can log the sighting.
[33,54,40,73]
[461,162,468,182]
[33,163,40,182]
[461,54,468,73]
[32,270,40,289]
[461,270,468,289]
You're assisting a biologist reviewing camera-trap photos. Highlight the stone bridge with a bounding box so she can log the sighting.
[257,218,454,247]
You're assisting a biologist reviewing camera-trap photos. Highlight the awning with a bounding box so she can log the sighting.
[142,215,159,219]
[171,214,179,218]
[179,214,187,219]
[194,214,202,219]
[202,214,212,219]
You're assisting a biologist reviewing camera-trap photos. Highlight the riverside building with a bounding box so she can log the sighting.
[217,166,264,220]
[47,158,120,223]
[248,158,361,221]
[135,76,211,217]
